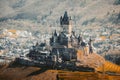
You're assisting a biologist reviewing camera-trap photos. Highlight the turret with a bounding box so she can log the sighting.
[88,37,93,54]
[60,11,72,35]
[60,11,69,26]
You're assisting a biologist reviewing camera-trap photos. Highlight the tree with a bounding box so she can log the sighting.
[114,0,120,5]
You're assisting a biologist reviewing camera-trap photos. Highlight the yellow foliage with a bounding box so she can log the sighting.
[8,29,17,34]
[100,36,106,40]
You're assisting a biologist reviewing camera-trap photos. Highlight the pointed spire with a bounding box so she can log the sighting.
[60,16,63,25]
[63,11,68,18]
[62,11,69,25]
[54,30,57,36]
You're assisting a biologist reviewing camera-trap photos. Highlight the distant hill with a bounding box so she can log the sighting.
[0,0,119,28]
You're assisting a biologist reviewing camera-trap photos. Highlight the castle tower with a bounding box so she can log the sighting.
[60,11,72,36]
[60,11,72,48]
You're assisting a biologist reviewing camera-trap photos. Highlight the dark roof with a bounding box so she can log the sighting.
[61,11,69,25]
[63,11,68,19]
[54,30,57,36]
[0,46,4,50]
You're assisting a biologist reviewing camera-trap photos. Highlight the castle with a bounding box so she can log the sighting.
[27,11,93,67]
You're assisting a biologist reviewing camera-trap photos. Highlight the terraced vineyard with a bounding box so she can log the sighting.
[96,61,120,73]
[57,71,120,80]
[77,49,120,73]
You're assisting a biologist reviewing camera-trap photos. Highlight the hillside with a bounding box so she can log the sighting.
[0,0,119,29]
